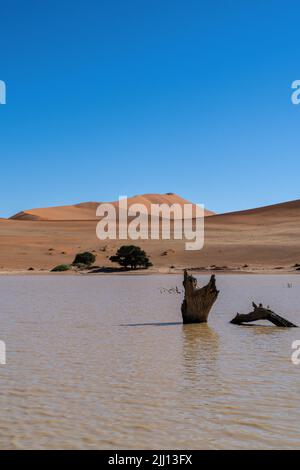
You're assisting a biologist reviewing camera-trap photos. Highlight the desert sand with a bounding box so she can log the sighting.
[1,194,300,274]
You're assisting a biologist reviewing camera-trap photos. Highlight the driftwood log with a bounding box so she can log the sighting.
[230,302,297,327]
[181,270,219,324]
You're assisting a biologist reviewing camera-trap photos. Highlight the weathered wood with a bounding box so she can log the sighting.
[230,302,297,327]
[181,270,219,324]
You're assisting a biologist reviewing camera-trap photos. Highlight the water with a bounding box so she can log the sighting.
[0,274,300,449]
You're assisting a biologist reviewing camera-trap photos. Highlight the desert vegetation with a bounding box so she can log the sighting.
[109,245,152,270]
[51,264,70,272]
[72,252,96,266]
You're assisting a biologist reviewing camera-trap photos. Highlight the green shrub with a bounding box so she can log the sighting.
[72,251,96,266]
[51,264,70,272]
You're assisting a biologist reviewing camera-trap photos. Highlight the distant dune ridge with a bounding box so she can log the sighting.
[211,198,300,222]
[1,194,300,272]
[10,193,214,221]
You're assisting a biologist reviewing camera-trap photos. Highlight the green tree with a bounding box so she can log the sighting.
[110,245,152,270]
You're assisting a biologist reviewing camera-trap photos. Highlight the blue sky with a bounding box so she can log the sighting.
[0,0,300,217]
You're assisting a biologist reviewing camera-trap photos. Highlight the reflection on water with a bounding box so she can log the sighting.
[0,274,300,449]
[181,324,219,385]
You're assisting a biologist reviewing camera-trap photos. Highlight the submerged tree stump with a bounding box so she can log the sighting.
[181,270,219,324]
[230,302,297,327]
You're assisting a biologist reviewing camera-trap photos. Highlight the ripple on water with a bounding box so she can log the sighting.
[0,274,300,449]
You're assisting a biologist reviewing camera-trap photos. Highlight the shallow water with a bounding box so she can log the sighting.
[0,274,300,449]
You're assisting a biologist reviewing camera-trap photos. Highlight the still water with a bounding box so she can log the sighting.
[0,274,300,449]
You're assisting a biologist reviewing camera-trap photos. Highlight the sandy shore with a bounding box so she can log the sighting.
[0,269,298,276]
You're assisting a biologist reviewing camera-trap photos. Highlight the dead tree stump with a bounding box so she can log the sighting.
[181,270,219,324]
[230,302,297,327]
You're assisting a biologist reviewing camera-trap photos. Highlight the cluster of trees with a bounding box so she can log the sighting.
[51,246,152,272]
[51,251,96,272]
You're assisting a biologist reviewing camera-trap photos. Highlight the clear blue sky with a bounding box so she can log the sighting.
[0,0,300,217]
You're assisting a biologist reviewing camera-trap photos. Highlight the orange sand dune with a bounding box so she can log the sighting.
[11,202,100,221]
[10,193,214,221]
[212,199,300,224]
[1,197,300,273]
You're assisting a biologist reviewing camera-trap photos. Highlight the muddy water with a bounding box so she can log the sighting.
[0,275,299,449]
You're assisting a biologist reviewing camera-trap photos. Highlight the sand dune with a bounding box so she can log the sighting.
[10,193,214,221]
[1,197,300,273]
[211,199,300,224]
[11,202,100,221]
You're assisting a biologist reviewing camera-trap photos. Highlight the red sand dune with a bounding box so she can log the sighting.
[10,193,214,221]
[210,199,300,224]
